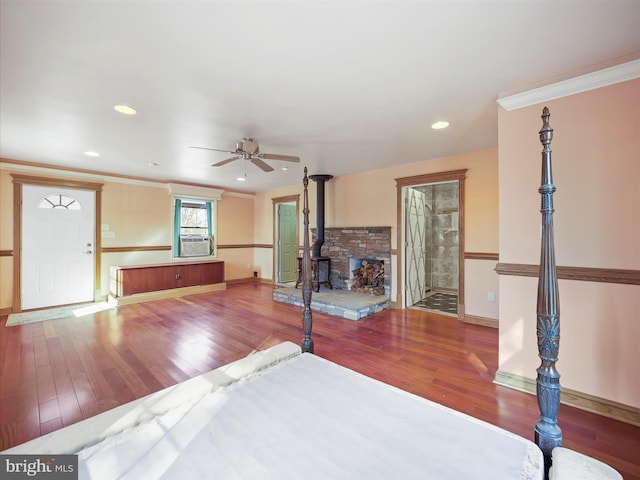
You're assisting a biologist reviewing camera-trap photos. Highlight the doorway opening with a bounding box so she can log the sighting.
[396,170,466,319]
[272,195,299,286]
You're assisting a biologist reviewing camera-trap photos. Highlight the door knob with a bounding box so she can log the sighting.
[84,250,93,255]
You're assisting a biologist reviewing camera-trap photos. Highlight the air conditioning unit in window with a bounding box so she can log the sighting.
[180,236,210,257]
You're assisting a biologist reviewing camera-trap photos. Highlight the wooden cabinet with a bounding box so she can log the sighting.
[200,262,225,285]
[110,261,224,297]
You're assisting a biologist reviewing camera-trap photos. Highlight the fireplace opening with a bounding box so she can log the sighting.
[348,258,385,295]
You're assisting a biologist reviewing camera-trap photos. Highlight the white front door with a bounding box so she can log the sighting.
[21,185,96,309]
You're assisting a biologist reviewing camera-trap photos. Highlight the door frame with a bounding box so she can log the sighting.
[271,194,299,284]
[11,174,103,312]
[396,169,466,319]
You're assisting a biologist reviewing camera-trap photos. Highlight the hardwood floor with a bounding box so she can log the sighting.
[1,282,638,479]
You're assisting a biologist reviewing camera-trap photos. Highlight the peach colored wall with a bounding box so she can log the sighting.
[216,193,255,280]
[465,259,499,319]
[463,151,500,319]
[497,79,639,407]
[217,194,254,244]
[102,182,172,248]
[464,154,499,253]
[254,149,499,317]
[218,249,254,280]
[329,170,398,244]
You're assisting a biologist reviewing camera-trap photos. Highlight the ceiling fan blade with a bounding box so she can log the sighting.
[261,153,300,162]
[251,158,275,172]
[190,146,236,154]
[212,157,240,167]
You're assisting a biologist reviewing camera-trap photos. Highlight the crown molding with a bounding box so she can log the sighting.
[497,59,640,111]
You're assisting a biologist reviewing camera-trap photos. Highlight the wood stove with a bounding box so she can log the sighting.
[295,173,333,292]
[295,256,332,292]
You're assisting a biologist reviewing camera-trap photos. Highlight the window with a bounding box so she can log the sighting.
[38,194,81,210]
[173,198,215,258]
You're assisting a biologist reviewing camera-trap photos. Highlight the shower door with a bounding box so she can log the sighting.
[404,187,427,307]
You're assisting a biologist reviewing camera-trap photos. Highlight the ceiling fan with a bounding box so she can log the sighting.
[190,138,300,172]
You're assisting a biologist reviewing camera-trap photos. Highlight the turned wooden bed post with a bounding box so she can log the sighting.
[535,107,562,473]
[301,167,314,353]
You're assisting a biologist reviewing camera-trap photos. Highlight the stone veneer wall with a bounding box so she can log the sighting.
[312,226,391,293]
[421,182,459,291]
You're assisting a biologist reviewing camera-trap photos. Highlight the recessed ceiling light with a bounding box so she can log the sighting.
[83,151,100,157]
[281,167,288,171]
[148,162,159,167]
[236,177,246,182]
[431,121,450,130]
[114,104,137,115]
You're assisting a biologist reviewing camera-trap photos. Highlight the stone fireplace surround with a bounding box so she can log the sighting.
[311,226,391,295]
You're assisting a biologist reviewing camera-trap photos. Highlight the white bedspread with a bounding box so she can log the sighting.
[5,342,543,479]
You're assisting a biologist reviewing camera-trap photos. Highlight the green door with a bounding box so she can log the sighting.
[278,204,297,283]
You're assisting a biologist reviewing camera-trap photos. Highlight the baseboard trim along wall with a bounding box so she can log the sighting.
[464,314,498,328]
[225,277,258,284]
[494,370,640,427]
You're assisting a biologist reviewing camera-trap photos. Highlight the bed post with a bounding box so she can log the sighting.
[535,107,562,474]
[301,167,314,353]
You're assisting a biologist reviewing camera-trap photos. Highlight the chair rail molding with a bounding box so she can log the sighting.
[495,263,640,286]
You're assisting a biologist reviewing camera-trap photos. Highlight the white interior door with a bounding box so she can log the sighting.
[404,187,427,307]
[21,185,95,309]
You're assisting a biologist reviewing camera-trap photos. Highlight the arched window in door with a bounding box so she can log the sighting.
[37,193,82,210]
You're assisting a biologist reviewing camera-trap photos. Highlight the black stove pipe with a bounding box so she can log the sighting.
[309,174,333,258]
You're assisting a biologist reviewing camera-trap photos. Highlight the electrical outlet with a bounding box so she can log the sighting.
[247,263,251,269]
[488,292,496,302]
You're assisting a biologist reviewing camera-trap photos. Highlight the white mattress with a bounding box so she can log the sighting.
[5,342,543,479]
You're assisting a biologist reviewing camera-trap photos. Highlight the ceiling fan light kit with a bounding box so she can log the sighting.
[190,138,300,173]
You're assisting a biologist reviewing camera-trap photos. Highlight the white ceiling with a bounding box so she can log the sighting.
[1,1,638,193]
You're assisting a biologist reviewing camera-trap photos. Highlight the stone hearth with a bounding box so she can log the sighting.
[273,287,390,321]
